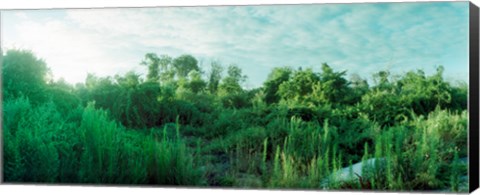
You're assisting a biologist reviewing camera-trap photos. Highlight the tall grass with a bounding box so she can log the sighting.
[3,97,467,191]
[261,109,467,191]
[3,99,204,185]
[358,108,468,191]
[144,122,204,185]
[267,117,340,189]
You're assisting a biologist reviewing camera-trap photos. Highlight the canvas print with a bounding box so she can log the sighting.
[1,2,474,193]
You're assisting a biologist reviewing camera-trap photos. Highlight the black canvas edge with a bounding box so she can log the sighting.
[469,1,480,193]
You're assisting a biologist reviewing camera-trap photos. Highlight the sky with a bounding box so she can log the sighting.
[1,2,470,88]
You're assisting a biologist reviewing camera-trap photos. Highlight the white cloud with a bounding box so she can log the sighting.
[2,2,469,87]
[3,11,144,84]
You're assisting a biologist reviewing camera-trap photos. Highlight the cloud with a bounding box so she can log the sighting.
[2,2,469,86]
[3,11,144,84]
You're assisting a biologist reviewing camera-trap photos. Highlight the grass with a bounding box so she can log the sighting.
[2,98,468,192]
[3,100,204,185]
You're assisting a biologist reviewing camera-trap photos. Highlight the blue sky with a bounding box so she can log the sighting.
[1,2,470,88]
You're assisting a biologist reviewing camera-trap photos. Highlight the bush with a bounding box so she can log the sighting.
[78,104,204,185]
[357,109,467,191]
[3,99,65,182]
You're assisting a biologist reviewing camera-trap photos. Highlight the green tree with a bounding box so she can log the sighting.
[141,53,161,82]
[263,67,292,104]
[207,61,223,95]
[218,65,249,108]
[124,82,162,127]
[173,54,200,78]
[187,70,207,94]
[46,78,81,114]
[372,70,393,92]
[396,66,453,115]
[349,73,370,103]
[312,63,353,105]
[115,71,142,89]
[2,50,50,102]
[277,68,320,105]
[219,65,246,95]
[158,55,174,83]
[84,74,122,112]
[448,81,467,111]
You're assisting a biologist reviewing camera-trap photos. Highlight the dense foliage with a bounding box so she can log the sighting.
[2,49,468,191]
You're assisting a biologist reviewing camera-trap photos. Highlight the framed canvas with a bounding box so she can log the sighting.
[1,0,479,194]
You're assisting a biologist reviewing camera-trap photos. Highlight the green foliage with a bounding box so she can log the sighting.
[172,54,200,78]
[3,98,31,181]
[77,104,203,184]
[3,100,203,185]
[144,125,204,185]
[263,67,292,104]
[124,81,162,128]
[349,73,369,103]
[359,89,409,127]
[2,49,49,103]
[207,61,224,95]
[115,71,142,89]
[84,73,122,110]
[216,65,250,108]
[45,84,81,115]
[187,70,207,94]
[396,67,453,115]
[314,63,353,105]
[278,68,320,105]
[448,81,468,112]
[355,109,467,191]
[2,49,468,191]
[141,53,161,82]
[3,99,69,182]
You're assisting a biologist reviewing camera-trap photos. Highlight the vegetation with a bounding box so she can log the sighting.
[2,49,468,191]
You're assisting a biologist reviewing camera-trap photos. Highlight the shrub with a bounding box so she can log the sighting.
[3,99,65,182]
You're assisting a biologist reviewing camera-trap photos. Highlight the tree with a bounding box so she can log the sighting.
[141,53,161,82]
[175,70,207,103]
[115,71,142,89]
[428,66,452,107]
[359,89,408,127]
[263,67,292,104]
[277,67,320,104]
[373,70,393,91]
[219,64,246,95]
[124,82,162,127]
[44,78,81,114]
[396,66,453,115]
[172,54,200,78]
[218,65,249,108]
[84,74,122,112]
[314,63,353,105]
[187,70,207,94]
[448,81,467,111]
[349,73,369,103]
[207,61,223,95]
[158,55,174,83]
[2,49,50,102]
[227,64,247,84]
